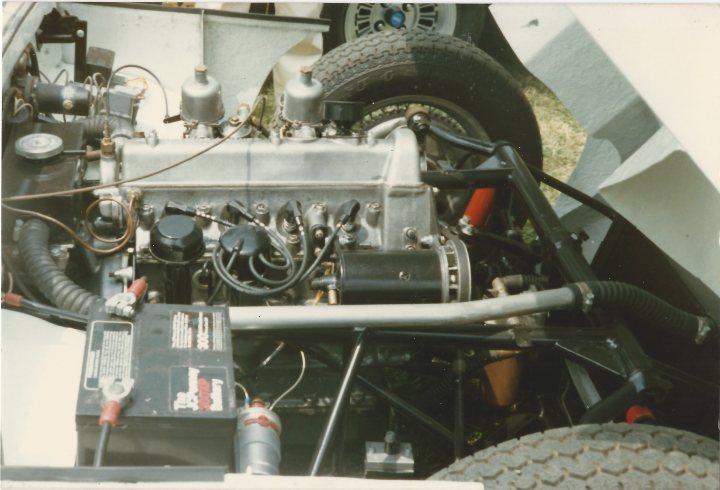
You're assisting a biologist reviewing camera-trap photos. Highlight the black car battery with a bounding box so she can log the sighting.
[76,303,237,467]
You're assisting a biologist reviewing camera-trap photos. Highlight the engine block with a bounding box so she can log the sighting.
[120,129,437,254]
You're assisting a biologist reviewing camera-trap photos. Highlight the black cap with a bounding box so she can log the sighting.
[150,215,205,263]
[219,225,270,258]
[324,100,365,134]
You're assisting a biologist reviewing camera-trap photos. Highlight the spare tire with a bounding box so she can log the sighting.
[313,31,542,223]
[313,30,542,170]
[430,423,719,488]
[320,3,488,52]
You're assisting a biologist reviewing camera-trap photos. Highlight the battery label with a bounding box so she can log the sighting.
[83,320,133,390]
[171,366,227,412]
[171,310,225,351]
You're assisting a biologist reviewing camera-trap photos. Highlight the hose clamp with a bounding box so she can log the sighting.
[575,282,594,312]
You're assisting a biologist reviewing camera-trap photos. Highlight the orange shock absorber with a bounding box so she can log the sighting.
[461,188,496,233]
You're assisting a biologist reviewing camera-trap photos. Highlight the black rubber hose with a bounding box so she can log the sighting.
[570,281,714,344]
[81,115,134,143]
[18,220,101,316]
[579,381,638,424]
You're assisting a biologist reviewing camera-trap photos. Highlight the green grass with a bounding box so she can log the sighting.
[521,76,587,205]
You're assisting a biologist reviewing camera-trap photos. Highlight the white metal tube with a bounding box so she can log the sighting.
[229,288,577,331]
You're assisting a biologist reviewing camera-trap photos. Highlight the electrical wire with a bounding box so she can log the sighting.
[249,253,294,286]
[258,252,291,271]
[207,248,240,305]
[52,68,68,85]
[84,197,134,244]
[295,223,343,284]
[93,422,112,467]
[1,296,88,326]
[13,99,33,118]
[2,195,137,256]
[2,256,39,302]
[235,381,250,407]
[3,273,13,295]
[38,70,51,84]
[212,227,308,297]
[205,281,224,306]
[258,342,286,369]
[105,64,170,122]
[269,350,306,410]
[1,96,263,204]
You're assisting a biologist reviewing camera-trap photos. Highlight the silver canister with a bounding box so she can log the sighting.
[235,402,282,475]
[282,67,324,124]
[180,64,224,125]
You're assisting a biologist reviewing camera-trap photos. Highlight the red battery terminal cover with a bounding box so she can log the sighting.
[98,378,135,427]
[2,292,23,307]
[105,277,148,318]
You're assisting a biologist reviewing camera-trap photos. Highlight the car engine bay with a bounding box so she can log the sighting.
[1,4,718,484]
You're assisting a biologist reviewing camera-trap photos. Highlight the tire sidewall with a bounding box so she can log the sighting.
[315,33,542,169]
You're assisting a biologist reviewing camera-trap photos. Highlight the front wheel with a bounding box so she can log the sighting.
[430,423,720,488]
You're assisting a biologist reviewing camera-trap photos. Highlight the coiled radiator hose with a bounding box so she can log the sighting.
[18,220,100,316]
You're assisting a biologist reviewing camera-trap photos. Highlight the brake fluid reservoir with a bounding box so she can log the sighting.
[235,400,282,475]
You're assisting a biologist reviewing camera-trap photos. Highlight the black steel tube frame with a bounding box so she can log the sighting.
[453,350,466,460]
[301,344,456,443]
[309,329,368,476]
[239,133,694,469]
[422,141,664,410]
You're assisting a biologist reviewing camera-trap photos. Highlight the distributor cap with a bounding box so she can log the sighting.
[219,224,271,258]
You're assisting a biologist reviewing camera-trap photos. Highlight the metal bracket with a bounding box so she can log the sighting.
[555,340,629,378]
[36,8,88,82]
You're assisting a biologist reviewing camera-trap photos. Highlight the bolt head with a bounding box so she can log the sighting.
[62,99,73,110]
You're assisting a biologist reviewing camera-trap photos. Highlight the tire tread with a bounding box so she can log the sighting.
[430,423,720,489]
